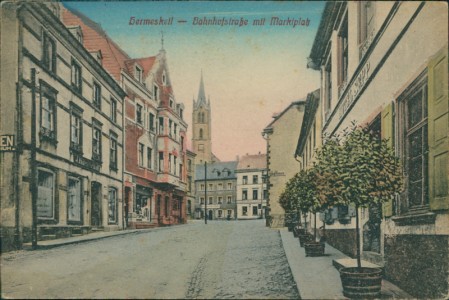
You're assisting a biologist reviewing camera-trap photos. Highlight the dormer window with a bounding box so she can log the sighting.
[162,72,167,85]
[153,84,159,101]
[76,32,82,43]
[170,98,174,108]
[135,66,142,83]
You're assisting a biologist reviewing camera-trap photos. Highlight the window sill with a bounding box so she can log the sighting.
[391,212,436,226]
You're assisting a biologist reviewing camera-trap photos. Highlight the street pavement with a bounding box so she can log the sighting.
[1,220,298,299]
[279,228,413,299]
[1,220,412,299]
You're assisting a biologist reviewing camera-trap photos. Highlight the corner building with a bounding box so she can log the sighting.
[308,2,448,297]
[62,6,188,228]
[1,2,126,251]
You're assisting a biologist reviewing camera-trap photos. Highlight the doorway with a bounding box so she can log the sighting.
[91,182,102,227]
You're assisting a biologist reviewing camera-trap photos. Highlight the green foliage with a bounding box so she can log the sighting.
[315,123,403,209]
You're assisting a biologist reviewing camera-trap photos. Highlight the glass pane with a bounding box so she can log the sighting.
[408,90,422,128]
[408,130,422,158]
[408,180,423,207]
[409,156,422,182]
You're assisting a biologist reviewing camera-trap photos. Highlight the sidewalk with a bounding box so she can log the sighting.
[279,228,413,299]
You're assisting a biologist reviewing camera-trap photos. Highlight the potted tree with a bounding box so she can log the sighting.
[279,186,296,232]
[315,124,403,298]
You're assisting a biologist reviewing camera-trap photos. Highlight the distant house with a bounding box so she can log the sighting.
[236,153,267,220]
[262,101,306,228]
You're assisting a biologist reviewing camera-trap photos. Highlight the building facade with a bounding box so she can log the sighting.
[186,149,196,219]
[236,153,267,220]
[62,6,188,228]
[194,161,238,220]
[308,2,448,297]
[1,2,126,251]
[262,101,306,228]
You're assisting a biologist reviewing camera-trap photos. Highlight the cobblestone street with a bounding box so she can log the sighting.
[1,220,299,299]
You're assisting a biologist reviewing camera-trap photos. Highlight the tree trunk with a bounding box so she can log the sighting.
[356,204,361,269]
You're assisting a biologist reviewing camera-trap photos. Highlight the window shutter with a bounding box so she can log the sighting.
[428,45,449,211]
[381,102,394,217]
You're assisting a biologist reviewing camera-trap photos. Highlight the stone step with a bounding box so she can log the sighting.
[40,234,57,241]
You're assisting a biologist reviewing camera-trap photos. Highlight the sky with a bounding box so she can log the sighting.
[63,1,325,161]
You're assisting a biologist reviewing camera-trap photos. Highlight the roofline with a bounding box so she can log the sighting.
[29,3,126,99]
[263,100,306,130]
[295,89,321,156]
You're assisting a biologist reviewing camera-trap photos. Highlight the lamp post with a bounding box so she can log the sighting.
[204,161,207,224]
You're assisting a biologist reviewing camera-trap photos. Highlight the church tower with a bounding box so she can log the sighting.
[192,73,213,165]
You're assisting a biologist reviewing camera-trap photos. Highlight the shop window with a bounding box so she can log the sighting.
[37,169,55,219]
[68,177,82,222]
[108,187,117,223]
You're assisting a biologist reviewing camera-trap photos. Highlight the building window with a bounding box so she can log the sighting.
[200,197,204,204]
[252,206,258,216]
[153,84,159,101]
[227,196,232,203]
[401,79,429,210]
[174,156,177,175]
[71,59,82,92]
[181,136,184,151]
[263,190,268,199]
[200,184,205,191]
[159,152,164,172]
[147,147,152,169]
[227,210,232,217]
[138,143,144,167]
[218,197,222,204]
[242,189,248,200]
[208,197,213,204]
[170,98,173,108]
[199,128,204,139]
[338,14,348,92]
[218,210,222,218]
[242,176,248,184]
[198,144,204,152]
[149,113,155,131]
[218,183,223,190]
[135,66,142,83]
[253,189,258,200]
[174,124,178,139]
[42,33,56,73]
[136,104,143,125]
[242,206,248,216]
[70,109,83,154]
[110,98,117,123]
[109,133,118,171]
[169,119,173,137]
[179,164,183,178]
[227,183,232,190]
[188,159,192,172]
[188,175,192,192]
[92,125,102,162]
[39,83,57,143]
[169,154,172,174]
[108,187,117,223]
[208,183,213,191]
[37,169,55,219]
[359,1,375,58]
[93,82,101,109]
[253,175,258,184]
[180,109,183,120]
[324,57,332,120]
[159,117,164,134]
[164,197,169,217]
[68,177,82,222]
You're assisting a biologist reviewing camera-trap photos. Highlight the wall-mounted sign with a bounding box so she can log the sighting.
[0,135,16,151]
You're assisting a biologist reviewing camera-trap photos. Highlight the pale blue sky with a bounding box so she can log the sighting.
[63,1,325,161]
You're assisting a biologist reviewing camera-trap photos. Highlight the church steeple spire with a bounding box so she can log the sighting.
[196,71,207,108]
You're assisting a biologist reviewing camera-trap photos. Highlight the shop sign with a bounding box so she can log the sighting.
[0,135,16,151]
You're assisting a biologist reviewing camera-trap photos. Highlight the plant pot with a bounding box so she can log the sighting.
[339,267,383,299]
[304,241,325,257]
[298,234,313,247]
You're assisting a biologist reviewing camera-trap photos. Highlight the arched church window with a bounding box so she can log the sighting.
[199,128,203,139]
[198,112,202,123]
